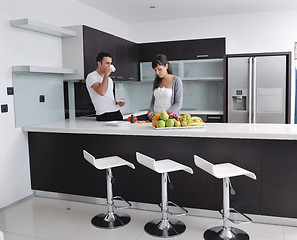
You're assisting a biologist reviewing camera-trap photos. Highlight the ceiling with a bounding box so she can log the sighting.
[78,0,297,23]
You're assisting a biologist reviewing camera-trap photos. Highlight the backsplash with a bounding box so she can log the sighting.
[115,80,223,115]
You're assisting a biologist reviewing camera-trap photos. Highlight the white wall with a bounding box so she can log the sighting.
[128,10,297,122]
[0,0,128,208]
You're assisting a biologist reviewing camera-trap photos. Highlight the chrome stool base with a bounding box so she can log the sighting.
[204,226,249,240]
[144,218,186,238]
[91,212,131,229]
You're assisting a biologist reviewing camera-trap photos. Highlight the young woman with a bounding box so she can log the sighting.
[147,54,183,119]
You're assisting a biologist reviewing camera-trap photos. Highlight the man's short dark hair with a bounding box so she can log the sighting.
[96,52,112,63]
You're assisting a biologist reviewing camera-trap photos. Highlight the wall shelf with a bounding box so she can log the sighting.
[10,18,77,38]
[12,66,77,74]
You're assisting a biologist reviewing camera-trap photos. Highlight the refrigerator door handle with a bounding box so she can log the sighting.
[248,57,253,123]
[253,57,257,123]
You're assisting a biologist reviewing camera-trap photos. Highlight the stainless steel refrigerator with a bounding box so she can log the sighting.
[225,53,291,123]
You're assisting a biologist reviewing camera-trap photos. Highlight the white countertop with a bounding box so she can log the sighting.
[22,118,297,140]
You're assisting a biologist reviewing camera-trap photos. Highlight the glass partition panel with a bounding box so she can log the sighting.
[13,73,65,127]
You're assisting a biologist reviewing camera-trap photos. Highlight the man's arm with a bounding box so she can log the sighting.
[91,67,112,96]
[91,73,109,96]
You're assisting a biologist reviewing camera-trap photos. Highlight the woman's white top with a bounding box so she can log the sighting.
[153,87,173,114]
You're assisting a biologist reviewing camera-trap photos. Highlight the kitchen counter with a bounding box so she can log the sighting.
[24,118,297,222]
[23,117,297,140]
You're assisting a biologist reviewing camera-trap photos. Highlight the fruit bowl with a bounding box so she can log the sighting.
[152,112,205,129]
[153,125,205,130]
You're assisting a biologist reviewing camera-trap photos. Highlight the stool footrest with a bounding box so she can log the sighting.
[159,201,188,217]
[220,208,252,224]
[113,196,132,210]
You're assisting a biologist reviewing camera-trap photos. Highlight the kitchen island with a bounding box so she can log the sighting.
[23,118,297,224]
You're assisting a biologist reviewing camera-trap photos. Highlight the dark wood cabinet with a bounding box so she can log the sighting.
[82,26,139,81]
[138,41,181,62]
[112,36,127,80]
[261,140,297,218]
[138,38,226,62]
[83,26,102,79]
[126,40,139,81]
[180,38,226,60]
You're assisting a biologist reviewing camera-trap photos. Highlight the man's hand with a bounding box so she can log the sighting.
[105,66,113,76]
[115,98,125,107]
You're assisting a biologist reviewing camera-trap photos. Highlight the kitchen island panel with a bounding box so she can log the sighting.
[261,140,297,218]
[206,138,261,214]
[28,132,266,216]
[28,132,161,203]
[144,135,208,209]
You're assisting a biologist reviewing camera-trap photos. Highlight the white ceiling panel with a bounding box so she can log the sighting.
[78,0,297,23]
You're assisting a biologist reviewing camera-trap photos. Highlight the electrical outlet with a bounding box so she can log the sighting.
[7,87,14,95]
[1,104,8,113]
[39,95,45,102]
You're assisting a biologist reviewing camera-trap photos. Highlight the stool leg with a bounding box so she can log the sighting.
[91,168,131,229]
[220,177,233,239]
[105,168,115,222]
[159,172,170,230]
[144,172,186,238]
[203,177,250,240]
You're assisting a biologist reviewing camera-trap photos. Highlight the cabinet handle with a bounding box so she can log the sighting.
[128,77,134,80]
[196,54,209,58]
[207,116,221,120]
[110,76,115,79]
[116,76,123,79]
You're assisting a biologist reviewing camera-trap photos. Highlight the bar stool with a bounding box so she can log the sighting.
[194,155,256,240]
[136,152,193,238]
[83,150,135,229]
[0,231,3,240]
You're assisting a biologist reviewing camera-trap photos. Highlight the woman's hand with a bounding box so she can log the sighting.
[147,110,154,119]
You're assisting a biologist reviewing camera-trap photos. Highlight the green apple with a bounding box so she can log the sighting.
[174,120,181,127]
[156,120,165,128]
[160,112,169,121]
[165,119,175,127]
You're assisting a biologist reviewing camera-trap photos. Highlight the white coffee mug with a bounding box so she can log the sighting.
[110,64,116,72]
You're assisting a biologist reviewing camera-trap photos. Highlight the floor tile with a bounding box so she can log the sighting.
[64,208,157,240]
[10,208,91,240]
[2,232,44,240]
[1,197,295,240]
[230,222,284,240]
[283,225,297,240]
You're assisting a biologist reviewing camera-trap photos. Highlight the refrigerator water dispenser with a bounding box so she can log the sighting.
[231,89,247,111]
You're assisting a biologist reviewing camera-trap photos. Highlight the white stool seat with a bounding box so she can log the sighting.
[194,155,256,180]
[194,155,256,240]
[83,150,135,170]
[136,152,193,174]
[83,150,135,229]
[136,152,193,238]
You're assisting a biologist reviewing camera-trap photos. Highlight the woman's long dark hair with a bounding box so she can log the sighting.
[152,54,173,90]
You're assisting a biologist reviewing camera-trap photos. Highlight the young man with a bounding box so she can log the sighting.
[86,52,125,121]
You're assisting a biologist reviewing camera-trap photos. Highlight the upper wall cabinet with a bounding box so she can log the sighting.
[62,25,139,81]
[180,38,225,60]
[138,37,226,62]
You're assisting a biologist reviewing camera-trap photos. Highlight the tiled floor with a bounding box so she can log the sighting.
[0,197,297,240]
